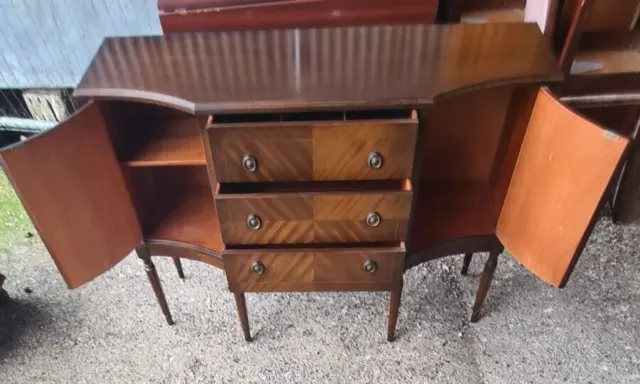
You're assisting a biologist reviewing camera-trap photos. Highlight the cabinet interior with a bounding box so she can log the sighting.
[409,86,534,249]
[218,179,412,195]
[104,101,206,167]
[103,101,221,252]
[209,109,414,125]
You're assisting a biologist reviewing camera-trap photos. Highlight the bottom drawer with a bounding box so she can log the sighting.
[223,246,405,292]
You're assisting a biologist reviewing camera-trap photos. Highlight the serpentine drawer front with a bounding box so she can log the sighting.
[215,183,413,245]
[223,246,405,292]
[207,110,418,182]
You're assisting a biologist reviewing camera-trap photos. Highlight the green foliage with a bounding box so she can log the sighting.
[0,171,35,249]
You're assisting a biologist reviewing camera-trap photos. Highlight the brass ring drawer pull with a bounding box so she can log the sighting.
[363,260,378,274]
[251,260,266,275]
[243,154,258,172]
[367,151,383,169]
[246,214,262,230]
[365,212,382,227]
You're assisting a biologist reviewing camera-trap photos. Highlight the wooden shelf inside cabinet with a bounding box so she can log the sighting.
[123,115,206,167]
[126,135,206,167]
[409,181,499,250]
[147,189,223,255]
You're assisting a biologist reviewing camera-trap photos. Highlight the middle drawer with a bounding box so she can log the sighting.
[215,182,413,245]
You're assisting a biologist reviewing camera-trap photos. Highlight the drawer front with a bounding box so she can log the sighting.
[215,191,412,245]
[208,119,417,182]
[208,125,313,182]
[312,121,417,181]
[223,247,405,292]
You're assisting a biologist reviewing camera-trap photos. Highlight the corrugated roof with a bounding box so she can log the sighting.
[0,0,162,89]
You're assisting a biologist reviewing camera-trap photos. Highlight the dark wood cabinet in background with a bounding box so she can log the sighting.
[0,24,630,341]
[158,0,439,32]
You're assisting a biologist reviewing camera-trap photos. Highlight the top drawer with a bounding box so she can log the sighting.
[207,110,418,182]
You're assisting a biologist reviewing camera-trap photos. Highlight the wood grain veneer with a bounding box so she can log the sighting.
[216,187,412,245]
[497,88,629,287]
[208,112,417,182]
[223,246,405,292]
[74,23,562,113]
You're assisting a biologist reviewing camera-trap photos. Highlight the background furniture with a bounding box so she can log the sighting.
[158,0,439,32]
[556,0,640,224]
[0,24,629,341]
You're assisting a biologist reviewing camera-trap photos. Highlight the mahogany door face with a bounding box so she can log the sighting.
[496,88,629,287]
[0,103,142,288]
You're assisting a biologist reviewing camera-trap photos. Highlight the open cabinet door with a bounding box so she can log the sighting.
[0,103,142,288]
[496,88,629,288]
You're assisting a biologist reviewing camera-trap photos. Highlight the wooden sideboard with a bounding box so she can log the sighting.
[0,24,630,341]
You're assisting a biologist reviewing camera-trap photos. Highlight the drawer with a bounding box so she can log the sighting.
[215,181,413,245]
[207,109,418,182]
[223,246,405,292]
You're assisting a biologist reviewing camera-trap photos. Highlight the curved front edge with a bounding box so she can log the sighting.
[405,235,502,271]
[145,240,223,270]
[75,23,562,115]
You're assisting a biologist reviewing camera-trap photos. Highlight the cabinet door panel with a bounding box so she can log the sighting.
[0,103,142,288]
[497,88,628,287]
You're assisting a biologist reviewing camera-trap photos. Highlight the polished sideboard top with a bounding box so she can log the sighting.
[75,23,562,113]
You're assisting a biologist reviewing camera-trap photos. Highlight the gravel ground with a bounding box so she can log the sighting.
[0,213,639,384]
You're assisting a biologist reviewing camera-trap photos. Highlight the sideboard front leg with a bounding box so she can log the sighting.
[387,280,403,342]
[136,246,174,325]
[234,292,252,342]
[470,250,500,323]
[172,257,185,279]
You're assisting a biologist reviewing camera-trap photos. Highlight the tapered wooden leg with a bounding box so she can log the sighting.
[173,257,185,279]
[234,292,252,342]
[387,281,403,342]
[461,253,473,275]
[136,247,174,325]
[470,250,500,323]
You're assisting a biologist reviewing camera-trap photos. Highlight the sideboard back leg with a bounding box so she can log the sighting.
[172,257,185,279]
[461,253,473,275]
[234,292,252,342]
[136,246,175,325]
[470,249,500,323]
[387,280,403,342]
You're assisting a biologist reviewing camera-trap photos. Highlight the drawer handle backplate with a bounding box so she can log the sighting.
[251,260,266,275]
[243,154,258,172]
[246,214,262,230]
[367,151,383,169]
[365,212,382,227]
[363,260,378,274]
